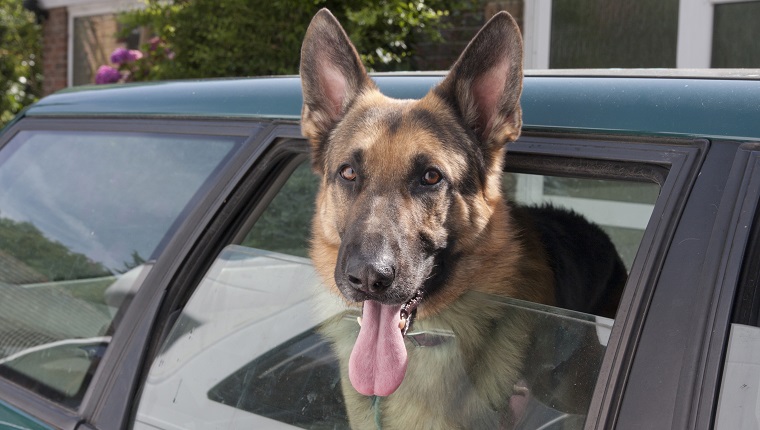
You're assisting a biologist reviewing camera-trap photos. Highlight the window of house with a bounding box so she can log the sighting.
[72,14,121,86]
[133,143,664,429]
[711,1,760,68]
[549,0,679,68]
[526,0,760,69]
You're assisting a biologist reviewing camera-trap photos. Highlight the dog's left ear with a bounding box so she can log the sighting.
[300,9,376,173]
[435,11,524,150]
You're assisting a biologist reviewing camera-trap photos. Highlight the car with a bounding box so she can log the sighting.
[0,69,760,430]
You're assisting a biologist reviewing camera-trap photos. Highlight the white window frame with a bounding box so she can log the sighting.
[677,0,760,68]
[523,0,552,69]
[522,0,760,69]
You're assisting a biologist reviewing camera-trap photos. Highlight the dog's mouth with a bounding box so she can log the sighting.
[348,289,425,397]
[399,289,425,335]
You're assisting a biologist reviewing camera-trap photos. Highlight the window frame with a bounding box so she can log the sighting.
[82,121,303,430]
[0,116,270,430]
[522,0,760,69]
[676,0,760,68]
[126,131,705,430]
[700,144,760,428]
[613,140,758,429]
[507,134,705,429]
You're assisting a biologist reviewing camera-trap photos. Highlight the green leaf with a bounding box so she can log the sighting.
[116,0,461,78]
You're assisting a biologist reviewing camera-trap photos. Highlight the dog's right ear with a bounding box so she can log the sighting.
[300,9,375,173]
[434,11,523,154]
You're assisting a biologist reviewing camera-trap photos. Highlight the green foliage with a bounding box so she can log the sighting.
[118,0,454,80]
[0,0,42,127]
[0,217,112,282]
[344,1,448,70]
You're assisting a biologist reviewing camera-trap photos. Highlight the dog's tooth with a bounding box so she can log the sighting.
[398,318,406,330]
[357,316,362,326]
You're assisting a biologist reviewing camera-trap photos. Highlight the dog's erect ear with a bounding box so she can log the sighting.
[435,11,523,151]
[300,9,375,173]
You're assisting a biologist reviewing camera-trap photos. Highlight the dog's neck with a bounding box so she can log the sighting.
[416,196,555,318]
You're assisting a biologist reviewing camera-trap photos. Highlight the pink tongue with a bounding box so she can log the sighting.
[348,300,408,396]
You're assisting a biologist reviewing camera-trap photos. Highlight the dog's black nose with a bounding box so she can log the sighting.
[346,260,395,294]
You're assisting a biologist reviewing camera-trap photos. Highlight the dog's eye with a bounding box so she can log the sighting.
[339,165,357,181]
[421,169,442,186]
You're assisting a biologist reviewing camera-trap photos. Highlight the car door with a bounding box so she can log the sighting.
[0,117,269,430]
[111,131,707,429]
[615,141,760,430]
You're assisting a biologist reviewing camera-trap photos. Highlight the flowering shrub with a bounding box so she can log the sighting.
[116,0,456,79]
[110,47,142,64]
[95,37,173,84]
[94,65,122,84]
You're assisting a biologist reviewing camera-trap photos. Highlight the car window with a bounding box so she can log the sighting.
[240,162,318,258]
[505,173,658,270]
[0,129,242,408]
[134,155,661,429]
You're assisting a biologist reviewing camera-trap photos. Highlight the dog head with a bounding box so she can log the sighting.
[301,8,523,313]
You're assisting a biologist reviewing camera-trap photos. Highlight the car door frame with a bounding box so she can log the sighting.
[0,116,278,430]
[613,140,760,430]
[110,129,708,430]
[78,121,303,430]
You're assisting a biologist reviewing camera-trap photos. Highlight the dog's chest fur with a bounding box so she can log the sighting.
[322,291,534,429]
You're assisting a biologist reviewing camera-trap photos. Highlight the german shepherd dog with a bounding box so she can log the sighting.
[300,9,626,429]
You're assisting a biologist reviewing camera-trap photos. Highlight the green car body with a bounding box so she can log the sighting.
[21,71,760,140]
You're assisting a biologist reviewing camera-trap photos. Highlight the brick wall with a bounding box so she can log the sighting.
[413,0,524,71]
[42,7,68,96]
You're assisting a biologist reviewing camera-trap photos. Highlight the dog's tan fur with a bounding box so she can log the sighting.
[300,9,600,428]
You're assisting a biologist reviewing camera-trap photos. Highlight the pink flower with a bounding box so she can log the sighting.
[129,49,143,61]
[110,47,143,64]
[95,65,122,84]
[149,37,161,51]
[110,47,130,64]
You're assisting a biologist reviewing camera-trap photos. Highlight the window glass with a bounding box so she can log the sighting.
[505,173,659,270]
[73,14,119,86]
[135,157,661,429]
[135,246,612,429]
[715,323,760,430]
[711,1,760,68]
[0,130,241,407]
[241,163,318,258]
[549,0,678,68]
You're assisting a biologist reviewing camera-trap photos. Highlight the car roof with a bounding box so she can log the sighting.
[24,70,760,140]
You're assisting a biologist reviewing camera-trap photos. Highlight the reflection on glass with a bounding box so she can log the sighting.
[242,162,318,258]
[0,130,240,407]
[135,246,612,429]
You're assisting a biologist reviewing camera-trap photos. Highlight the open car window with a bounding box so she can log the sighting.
[135,246,613,429]
[134,154,661,429]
